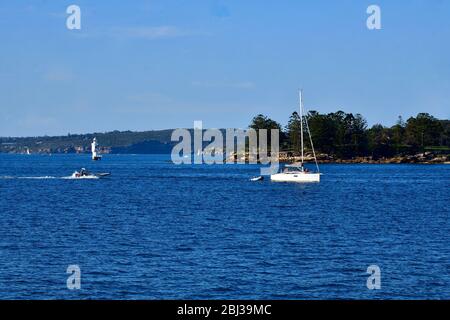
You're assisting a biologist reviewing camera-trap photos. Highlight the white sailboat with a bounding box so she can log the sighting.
[91,137,102,161]
[271,90,321,183]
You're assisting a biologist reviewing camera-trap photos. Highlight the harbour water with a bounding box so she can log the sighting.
[0,154,449,299]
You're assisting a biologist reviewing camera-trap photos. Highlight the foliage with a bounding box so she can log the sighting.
[250,112,448,158]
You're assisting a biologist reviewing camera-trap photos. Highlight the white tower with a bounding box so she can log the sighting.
[91,137,101,160]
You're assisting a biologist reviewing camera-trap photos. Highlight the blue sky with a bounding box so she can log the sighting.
[0,0,449,136]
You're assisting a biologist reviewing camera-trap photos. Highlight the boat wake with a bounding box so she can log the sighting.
[0,175,99,180]
[0,176,57,180]
[19,176,58,179]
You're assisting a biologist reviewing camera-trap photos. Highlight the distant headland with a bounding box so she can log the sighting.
[1,111,449,164]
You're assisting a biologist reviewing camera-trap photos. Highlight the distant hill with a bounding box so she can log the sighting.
[0,130,177,154]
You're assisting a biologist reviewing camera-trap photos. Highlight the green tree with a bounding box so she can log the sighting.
[307,111,337,154]
[367,124,394,159]
[350,113,368,155]
[391,116,405,154]
[286,111,301,152]
[249,114,283,149]
[405,113,444,150]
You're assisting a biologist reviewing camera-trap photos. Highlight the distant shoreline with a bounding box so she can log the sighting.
[315,160,450,165]
[281,152,449,165]
[1,152,449,165]
[225,151,449,165]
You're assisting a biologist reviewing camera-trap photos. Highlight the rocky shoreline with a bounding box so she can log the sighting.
[279,152,450,165]
[227,151,449,164]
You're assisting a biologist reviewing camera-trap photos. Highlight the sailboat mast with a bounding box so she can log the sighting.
[299,90,304,165]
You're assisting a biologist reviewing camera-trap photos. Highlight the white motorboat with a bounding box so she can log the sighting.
[270,90,321,183]
[70,168,110,179]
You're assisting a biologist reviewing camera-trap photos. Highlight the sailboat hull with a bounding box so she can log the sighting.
[270,172,320,183]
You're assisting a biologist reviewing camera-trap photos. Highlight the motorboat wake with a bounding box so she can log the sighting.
[66,168,111,179]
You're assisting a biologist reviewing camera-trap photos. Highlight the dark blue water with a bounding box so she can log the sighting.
[0,154,449,299]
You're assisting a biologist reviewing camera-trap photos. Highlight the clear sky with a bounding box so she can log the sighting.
[0,0,449,136]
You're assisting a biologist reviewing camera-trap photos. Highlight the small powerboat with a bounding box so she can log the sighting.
[250,176,264,182]
[70,168,110,179]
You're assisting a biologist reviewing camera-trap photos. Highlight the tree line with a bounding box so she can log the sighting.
[250,112,450,159]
